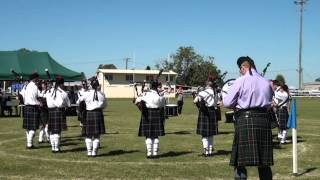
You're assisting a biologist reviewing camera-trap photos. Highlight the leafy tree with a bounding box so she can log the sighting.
[315,78,320,82]
[275,74,286,85]
[98,64,117,69]
[156,46,221,86]
[145,66,151,70]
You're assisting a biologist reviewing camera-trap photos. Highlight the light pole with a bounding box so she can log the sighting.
[295,0,307,89]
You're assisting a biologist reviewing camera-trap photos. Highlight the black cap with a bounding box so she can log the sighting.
[29,72,39,80]
[150,80,160,90]
[90,78,99,89]
[237,56,256,69]
[55,75,64,85]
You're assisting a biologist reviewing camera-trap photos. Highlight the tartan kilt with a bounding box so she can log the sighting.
[196,106,218,137]
[84,109,106,136]
[276,107,289,130]
[48,108,67,134]
[22,105,40,130]
[39,108,49,125]
[230,110,273,167]
[138,108,165,137]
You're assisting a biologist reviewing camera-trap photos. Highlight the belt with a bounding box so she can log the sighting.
[235,107,269,116]
[48,107,65,111]
[87,108,102,112]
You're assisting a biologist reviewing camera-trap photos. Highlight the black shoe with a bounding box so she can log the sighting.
[26,145,34,149]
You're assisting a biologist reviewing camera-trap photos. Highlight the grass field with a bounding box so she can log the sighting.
[0,97,319,179]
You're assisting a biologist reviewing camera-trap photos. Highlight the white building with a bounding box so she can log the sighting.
[97,69,178,98]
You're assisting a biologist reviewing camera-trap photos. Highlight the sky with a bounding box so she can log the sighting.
[0,0,319,87]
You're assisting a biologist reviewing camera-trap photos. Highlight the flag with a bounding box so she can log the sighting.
[287,98,297,129]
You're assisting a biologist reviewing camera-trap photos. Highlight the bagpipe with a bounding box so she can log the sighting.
[132,69,164,111]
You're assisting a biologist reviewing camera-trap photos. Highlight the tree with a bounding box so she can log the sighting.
[275,74,286,85]
[315,78,320,82]
[98,64,117,69]
[145,66,151,70]
[156,46,221,86]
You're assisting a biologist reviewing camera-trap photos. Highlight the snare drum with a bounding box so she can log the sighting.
[165,104,178,117]
[225,111,235,123]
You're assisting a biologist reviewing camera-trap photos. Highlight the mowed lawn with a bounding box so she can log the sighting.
[0,98,319,179]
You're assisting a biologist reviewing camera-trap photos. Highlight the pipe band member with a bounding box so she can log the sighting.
[193,79,218,157]
[223,56,274,180]
[135,80,166,158]
[19,72,42,149]
[45,76,70,153]
[273,83,290,144]
[77,78,106,157]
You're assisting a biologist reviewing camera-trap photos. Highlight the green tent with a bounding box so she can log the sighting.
[0,50,82,81]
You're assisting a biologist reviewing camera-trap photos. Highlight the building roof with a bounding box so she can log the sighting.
[98,69,177,75]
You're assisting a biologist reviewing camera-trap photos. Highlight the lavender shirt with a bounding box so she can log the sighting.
[223,69,273,109]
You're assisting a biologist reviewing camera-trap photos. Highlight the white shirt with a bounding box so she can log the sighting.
[77,88,86,97]
[274,90,289,107]
[135,90,166,108]
[45,87,71,108]
[77,89,106,111]
[19,81,42,105]
[194,87,217,107]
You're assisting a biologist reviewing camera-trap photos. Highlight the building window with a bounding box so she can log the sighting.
[126,74,133,81]
[105,74,113,81]
[166,75,175,82]
[146,75,154,81]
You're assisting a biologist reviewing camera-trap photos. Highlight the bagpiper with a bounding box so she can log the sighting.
[38,81,50,143]
[45,76,70,153]
[135,80,166,158]
[193,78,219,157]
[19,72,42,149]
[77,78,106,157]
[273,83,290,144]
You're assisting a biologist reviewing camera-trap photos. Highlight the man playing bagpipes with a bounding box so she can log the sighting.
[19,72,42,149]
[77,81,88,136]
[45,76,71,153]
[77,77,107,157]
[134,78,166,158]
[193,76,219,157]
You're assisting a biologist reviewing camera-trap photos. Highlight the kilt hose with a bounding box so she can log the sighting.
[196,106,218,137]
[84,109,105,137]
[48,108,67,134]
[276,107,289,130]
[39,108,49,126]
[230,110,273,167]
[138,108,165,137]
[23,105,40,130]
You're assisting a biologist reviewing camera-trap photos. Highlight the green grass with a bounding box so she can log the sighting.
[0,97,319,179]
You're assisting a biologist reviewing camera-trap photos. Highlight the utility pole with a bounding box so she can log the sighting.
[295,0,307,90]
[124,57,131,70]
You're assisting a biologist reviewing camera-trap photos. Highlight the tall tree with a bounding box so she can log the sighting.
[98,64,117,69]
[315,78,320,82]
[275,74,286,85]
[156,46,221,86]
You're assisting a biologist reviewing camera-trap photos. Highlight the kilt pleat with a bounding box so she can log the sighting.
[196,107,218,136]
[230,111,273,167]
[215,106,221,121]
[138,108,165,137]
[48,108,67,134]
[84,109,105,136]
[276,107,289,130]
[22,105,40,130]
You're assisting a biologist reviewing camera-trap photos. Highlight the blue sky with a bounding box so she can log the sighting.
[0,0,319,87]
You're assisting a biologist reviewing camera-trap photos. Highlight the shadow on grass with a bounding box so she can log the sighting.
[158,151,193,158]
[218,131,234,135]
[296,167,317,177]
[105,131,120,135]
[61,147,87,153]
[98,150,140,157]
[213,150,232,156]
[166,131,192,135]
